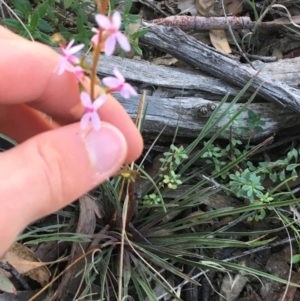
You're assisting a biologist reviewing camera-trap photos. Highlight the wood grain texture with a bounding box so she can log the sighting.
[140,22,300,113]
[54,27,300,141]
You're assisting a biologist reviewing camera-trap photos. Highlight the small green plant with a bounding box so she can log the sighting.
[229,168,265,202]
[142,193,161,205]
[2,0,146,54]
[247,109,265,133]
[2,0,56,44]
[198,106,300,223]
[121,0,147,56]
[142,145,188,204]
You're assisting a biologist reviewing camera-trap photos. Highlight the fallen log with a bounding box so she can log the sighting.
[112,94,300,141]
[54,31,300,141]
[140,22,300,113]
[78,51,300,141]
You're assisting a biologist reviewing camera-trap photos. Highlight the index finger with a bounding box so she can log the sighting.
[0,26,143,162]
[0,37,81,123]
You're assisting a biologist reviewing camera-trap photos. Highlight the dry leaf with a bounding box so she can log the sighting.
[220,272,248,301]
[177,0,198,16]
[195,0,222,16]
[209,29,231,53]
[1,242,50,286]
[125,11,142,59]
[272,47,283,60]
[278,268,300,301]
[152,54,178,66]
[0,270,16,294]
[225,0,243,14]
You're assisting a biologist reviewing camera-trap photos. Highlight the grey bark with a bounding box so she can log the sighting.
[54,23,300,141]
[81,51,300,141]
[140,22,300,113]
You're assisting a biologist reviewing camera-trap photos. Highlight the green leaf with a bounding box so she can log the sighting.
[269,172,277,182]
[292,148,298,161]
[286,163,298,171]
[37,19,54,33]
[279,169,286,181]
[2,19,25,31]
[292,254,300,264]
[124,0,133,14]
[110,0,123,8]
[29,11,40,31]
[76,15,86,33]
[130,29,148,39]
[0,273,16,294]
[36,32,54,45]
[248,109,255,118]
[292,169,298,179]
[36,2,49,18]
[64,0,74,9]
[11,0,31,15]
[127,14,141,23]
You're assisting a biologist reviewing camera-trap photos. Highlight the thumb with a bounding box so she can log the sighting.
[0,123,127,255]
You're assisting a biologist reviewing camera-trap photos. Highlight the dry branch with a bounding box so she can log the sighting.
[140,22,300,113]
[151,16,300,31]
[55,35,300,141]
[112,94,300,141]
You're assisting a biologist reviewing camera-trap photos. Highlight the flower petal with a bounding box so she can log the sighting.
[56,58,67,75]
[120,89,130,99]
[91,33,99,45]
[95,14,111,30]
[116,33,131,52]
[72,66,84,81]
[56,57,74,75]
[80,92,93,108]
[67,54,80,65]
[102,77,121,88]
[65,39,75,51]
[124,83,138,96]
[80,113,91,129]
[113,67,125,82]
[69,43,84,54]
[93,94,107,110]
[112,11,121,29]
[91,112,101,130]
[105,35,117,56]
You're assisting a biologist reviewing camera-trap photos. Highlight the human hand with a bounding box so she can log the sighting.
[0,26,143,256]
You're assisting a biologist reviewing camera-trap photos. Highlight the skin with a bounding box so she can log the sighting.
[0,26,143,256]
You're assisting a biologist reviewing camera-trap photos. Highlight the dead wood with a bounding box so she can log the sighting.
[151,16,300,31]
[112,94,300,141]
[55,30,300,141]
[77,49,300,141]
[89,54,300,100]
[140,22,300,113]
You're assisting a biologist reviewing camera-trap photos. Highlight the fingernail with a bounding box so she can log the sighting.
[84,125,127,176]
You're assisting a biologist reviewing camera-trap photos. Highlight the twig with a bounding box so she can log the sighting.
[150,15,300,31]
[140,0,170,16]
[141,23,300,113]
[156,236,296,300]
[0,262,31,290]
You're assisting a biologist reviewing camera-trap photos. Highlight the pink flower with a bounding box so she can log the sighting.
[102,68,137,99]
[95,11,130,56]
[56,39,84,75]
[91,28,100,45]
[70,65,85,81]
[80,92,107,130]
